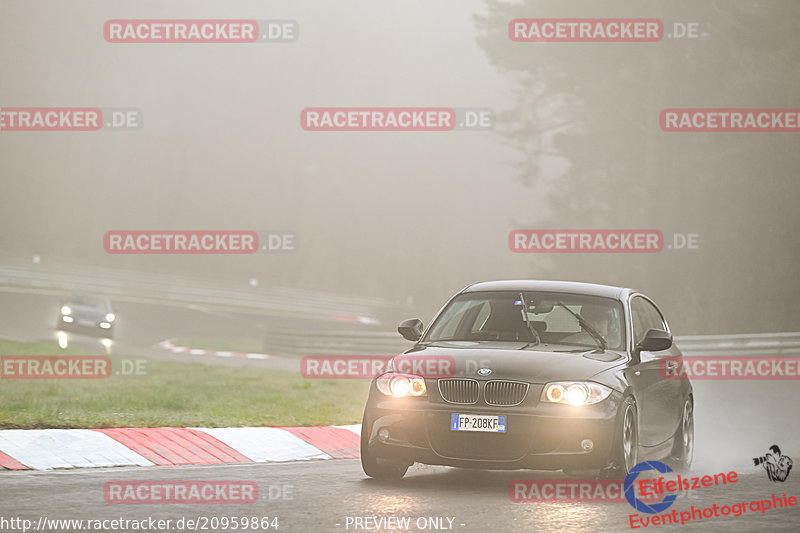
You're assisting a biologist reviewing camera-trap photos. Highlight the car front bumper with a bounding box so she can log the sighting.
[362,384,624,470]
[58,315,114,336]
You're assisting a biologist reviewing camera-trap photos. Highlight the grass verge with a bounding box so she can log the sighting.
[0,338,369,429]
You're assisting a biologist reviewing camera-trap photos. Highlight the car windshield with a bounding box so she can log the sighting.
[422,291,625,351]
[69,294,110,309]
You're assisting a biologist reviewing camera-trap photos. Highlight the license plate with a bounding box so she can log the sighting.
[451,414,506,433]
[78,319,95,326]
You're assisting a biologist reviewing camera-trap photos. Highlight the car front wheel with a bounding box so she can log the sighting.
[670,397,694,472]
[600,396,638,479]
[360,418,409,481]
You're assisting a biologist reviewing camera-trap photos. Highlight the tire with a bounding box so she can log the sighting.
[360,418,408,481]
[600,396,639,479]
[670,396,694,473]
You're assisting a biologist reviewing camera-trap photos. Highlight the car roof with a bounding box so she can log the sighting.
[461,280,632,300]
[68,294,112,306]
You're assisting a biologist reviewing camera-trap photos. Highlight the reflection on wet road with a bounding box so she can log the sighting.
[3,460,799,532]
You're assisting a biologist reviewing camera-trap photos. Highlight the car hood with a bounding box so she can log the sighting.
[391,343,626,384]
[66,304,108,319]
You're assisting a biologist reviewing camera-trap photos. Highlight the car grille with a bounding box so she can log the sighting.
[484,380,529,406]
[438,379,479,404]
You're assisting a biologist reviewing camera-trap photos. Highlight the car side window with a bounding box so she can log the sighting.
[631,297,666,345]
[643,301,666,333]
[470,302,491,333]
[631,298,645,345]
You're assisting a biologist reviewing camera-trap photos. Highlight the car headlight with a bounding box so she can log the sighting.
[541,382,612,406]
[376,372,427,398]
[105,313,115,322]
[61,305,72,315]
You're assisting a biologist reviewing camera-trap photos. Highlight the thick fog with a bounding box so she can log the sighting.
[1,0,798,334]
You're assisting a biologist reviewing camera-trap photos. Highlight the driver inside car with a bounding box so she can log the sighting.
[559,304,620,349]
[580,304,621,348]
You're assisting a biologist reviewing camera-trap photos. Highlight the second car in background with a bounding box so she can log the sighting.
[57,294,116,339]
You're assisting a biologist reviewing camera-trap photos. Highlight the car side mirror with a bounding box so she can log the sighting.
[632,328,672,364]
[398,318,424,342]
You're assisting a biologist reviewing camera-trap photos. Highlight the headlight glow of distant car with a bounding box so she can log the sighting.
[376,372,427,398]
[105,313,115,322]
[542,381,612,406]
[61,305,72,315]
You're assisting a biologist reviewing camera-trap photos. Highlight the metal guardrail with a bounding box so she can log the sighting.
[0,260,399,321]
[264,329,414,356]
[262,329,800,357]
[673,332,800,357]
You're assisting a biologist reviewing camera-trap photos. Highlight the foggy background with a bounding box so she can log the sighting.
[1,3,800,525]
[1,0,798,335]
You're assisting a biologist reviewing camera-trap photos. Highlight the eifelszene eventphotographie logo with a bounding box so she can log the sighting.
[753,445,793,482]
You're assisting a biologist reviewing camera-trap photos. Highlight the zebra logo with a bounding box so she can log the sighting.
[753,445,793,482]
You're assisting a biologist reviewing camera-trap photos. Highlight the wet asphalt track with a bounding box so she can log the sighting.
[1,288,800,531]
[2,460,799,532]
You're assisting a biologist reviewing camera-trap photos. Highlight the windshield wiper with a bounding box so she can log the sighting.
[555,301,608,352]
[518,292,541,346]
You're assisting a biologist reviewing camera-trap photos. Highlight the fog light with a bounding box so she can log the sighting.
[378,428,390,442]
[62,316,74,323]
[581,439,594,452]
